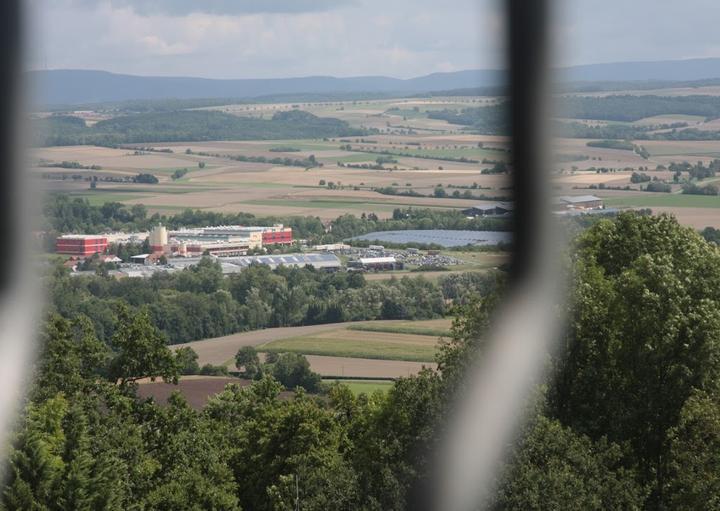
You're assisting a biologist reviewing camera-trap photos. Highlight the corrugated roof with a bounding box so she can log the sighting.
[168,253,341,271]
[359,257,397,264]
[559,195,602,204]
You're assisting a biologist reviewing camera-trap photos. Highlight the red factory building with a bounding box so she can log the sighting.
[261,225,293,245]
[56,235,108,256]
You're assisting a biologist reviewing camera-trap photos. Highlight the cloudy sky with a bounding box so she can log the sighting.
[26,0,720,79]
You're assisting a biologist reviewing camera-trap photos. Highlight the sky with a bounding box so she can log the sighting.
[26,0,720,79]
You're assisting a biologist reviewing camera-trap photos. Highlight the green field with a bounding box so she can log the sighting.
[632,114,706,126]
[329,154,383,163]
[443,250,510,270]
[347,321,451,337]
[605,194,720,208]
[325,379,394,395]
[245,199,397,211]
[353,147,510,162]
[251,140,338,151]
[259,329,438,362]
[385,109,428,119]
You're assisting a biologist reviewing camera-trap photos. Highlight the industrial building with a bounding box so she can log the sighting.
[145,224,293,257]
[56,235,108,256]
[349,256,403,271]
[461,202,515,217]
[313,243,351,251]
[168,253,341,273]
[57,223,293,259]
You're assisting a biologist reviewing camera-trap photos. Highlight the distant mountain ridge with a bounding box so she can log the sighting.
[30,57,720,106]
[30,69,505,106]
[559,57,720,83]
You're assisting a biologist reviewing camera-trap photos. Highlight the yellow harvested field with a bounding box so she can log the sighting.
[641,140,720,157]
[649,207,720,229]
[305,355,435,378]
[35,145,198,169]
[554,172,632,185]
[553,138,648,169]
[34,145,129,160]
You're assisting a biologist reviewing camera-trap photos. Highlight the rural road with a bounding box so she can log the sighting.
[173,321,436,378]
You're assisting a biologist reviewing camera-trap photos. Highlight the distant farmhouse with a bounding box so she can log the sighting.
[462,196,604,218]
[462,202,515,217]
[555,195,604,211]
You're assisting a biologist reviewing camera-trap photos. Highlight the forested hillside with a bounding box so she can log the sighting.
[34,109,365,146]
[558,94,720,121]
[48,259,457,344]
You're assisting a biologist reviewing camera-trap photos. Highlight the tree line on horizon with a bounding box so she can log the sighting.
[34,109,367,147]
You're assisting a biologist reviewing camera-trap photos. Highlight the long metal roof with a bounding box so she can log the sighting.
[169,253,341,272]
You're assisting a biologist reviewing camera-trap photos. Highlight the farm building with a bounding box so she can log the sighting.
[130,254,152,265]
[462,202,515,217]
[555,195,603,210]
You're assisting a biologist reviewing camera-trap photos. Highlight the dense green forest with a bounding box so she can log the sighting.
[6,213,720,509]
[47,258,485,344]
[557,94,720,121]
[427,103,509,135]
[555,120,720,141]
[586,139,635,150]
[34,109,365,146]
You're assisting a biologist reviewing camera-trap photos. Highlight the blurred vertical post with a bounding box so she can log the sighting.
[432,0,558,509]
[0,0,40,464]
[508,0,550,281]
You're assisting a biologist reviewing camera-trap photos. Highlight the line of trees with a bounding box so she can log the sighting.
[185,148,321,168]
[34,109,366,147]
[558,94,720,121]
[48,258,489,344]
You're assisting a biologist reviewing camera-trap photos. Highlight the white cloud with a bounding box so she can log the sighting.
[26,0,720,80]
[554,0,720,67]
